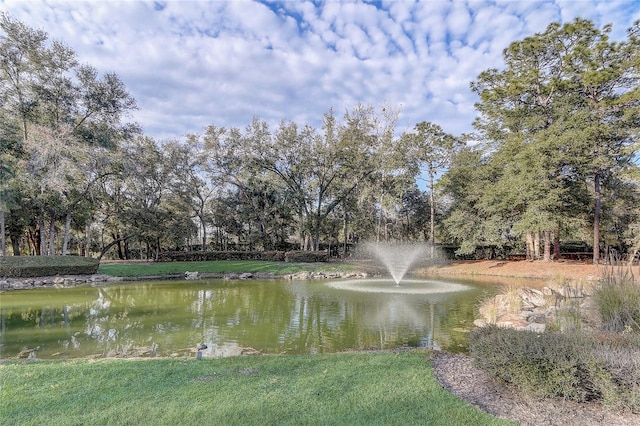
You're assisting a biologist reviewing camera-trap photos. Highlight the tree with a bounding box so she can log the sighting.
[470,18,640,263]
[0,13,138,256]
[400,122,460,256]
[119,137,195,260]
[0,12,77,142]
[203,105,394,251]
[557,19,640,263]
[440,146,507,256]
[165,138,215,251]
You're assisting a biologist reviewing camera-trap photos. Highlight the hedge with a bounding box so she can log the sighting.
[158,250,329,263]
[158,251,286,262]
[0,256,100,278]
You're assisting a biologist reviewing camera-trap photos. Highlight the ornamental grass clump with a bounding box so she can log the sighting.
[593,264,640,332]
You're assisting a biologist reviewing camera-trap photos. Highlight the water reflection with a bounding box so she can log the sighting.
[0,278,496,359]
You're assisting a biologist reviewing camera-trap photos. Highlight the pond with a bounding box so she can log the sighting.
[0,277,505,359]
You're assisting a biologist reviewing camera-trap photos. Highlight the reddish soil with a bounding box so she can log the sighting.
[420,259,603,285]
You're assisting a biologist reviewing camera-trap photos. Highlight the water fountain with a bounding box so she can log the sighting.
[365,242,427,285]
[326,242,470,295]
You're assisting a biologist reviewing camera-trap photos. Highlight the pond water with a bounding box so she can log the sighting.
[0,277,505,359]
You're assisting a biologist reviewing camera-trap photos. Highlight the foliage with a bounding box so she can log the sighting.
[469,325,640,411]
[594,265,640,332]
[453,18,640,262]
[0,352,507,426]
[400,121,461,253]
[159,250,286,262]
[1,13,639,262]
[0,12,139,258]
[468,327,610,402]
[284,250,329,263]
[0,255,99,277]
[592,333,640,411]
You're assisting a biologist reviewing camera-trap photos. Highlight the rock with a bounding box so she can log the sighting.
[495,313,529,330]
[90,275,109,282]
[519,287,547,308]
[542,286,555,296]
[239,273,253,279]
[526,313,546,324]
[559,285,586,298]
[184,271,200,280]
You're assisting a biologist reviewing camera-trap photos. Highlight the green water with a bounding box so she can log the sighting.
[0,277,500,359]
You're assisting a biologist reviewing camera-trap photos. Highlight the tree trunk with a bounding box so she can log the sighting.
[200,213,207,252]
[38,211,46,256]
[554,226,561,260]
[10,235,20,256]
[85,222,91,257]
[62,211,72,255]
[48,212,56,256]
[376,192,384,243]
[526,232,534,260]
[0,207,5,256]
[342,212,348,258]
[429,172,436,258]
[593,171,601,264]
[543,230,551,261]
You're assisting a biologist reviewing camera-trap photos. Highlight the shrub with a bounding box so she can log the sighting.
[159,251,286,262]
[468,326,607,402]
[0,256,100,278]
[592,333,640,412]
[284,251,329,263]
[593,272,640,332]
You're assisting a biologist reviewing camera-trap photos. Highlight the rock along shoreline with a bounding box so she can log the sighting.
[0,270,369,291]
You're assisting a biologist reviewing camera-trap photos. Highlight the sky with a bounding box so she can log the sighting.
[2,0,640,141]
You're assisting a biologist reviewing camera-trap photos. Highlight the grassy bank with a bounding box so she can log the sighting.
[0,351,508,426]
[98,260,361,278]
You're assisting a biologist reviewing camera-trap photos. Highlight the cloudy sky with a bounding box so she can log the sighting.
[2,0,640,141]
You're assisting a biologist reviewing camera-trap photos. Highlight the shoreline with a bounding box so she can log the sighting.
[1,259,607,292]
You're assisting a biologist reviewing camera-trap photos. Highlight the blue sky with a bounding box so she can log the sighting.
[2,0,640,141]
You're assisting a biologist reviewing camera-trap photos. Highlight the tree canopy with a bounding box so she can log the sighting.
[1,14,639,263]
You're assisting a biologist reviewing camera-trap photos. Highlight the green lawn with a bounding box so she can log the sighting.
[97,260,360,278]
[0,351,510,426]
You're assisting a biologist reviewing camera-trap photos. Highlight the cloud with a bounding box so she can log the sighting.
[1,0,638,141]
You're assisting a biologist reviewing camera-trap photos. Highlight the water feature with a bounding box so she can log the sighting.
[364,242,428,285]
[0,277,501,359]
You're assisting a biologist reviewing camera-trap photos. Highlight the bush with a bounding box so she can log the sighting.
[284,250,329,263]
[593,272,640,332]
[592,333,640,412]
[159,251,286,262]
[0,256,100,278]
[468,326,607,402]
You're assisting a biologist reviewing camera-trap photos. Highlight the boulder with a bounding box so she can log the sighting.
[184,271,200,280]
[519,287,547,308]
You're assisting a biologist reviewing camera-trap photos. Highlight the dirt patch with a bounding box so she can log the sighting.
[421,259,603,282]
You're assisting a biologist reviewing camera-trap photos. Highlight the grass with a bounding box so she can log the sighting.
[98,260,360,278]
[0,352,510,426]
[593,266,640,332]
